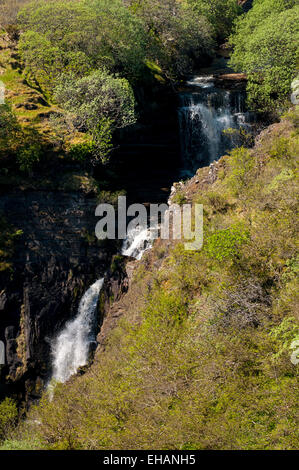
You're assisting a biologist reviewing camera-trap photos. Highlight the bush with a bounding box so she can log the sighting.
[16,141,41,173]
[19,31,91,95]
[53,70,135,163]
[226,147,255,196]
[0,103,20,150]
[186,0,241,41]
[172,191,187,205]
[205,224,250,262]
[130,0,215,77]
[230,1,299,112]
[0,398,18,442]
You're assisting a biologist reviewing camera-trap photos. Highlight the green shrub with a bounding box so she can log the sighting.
[226,147,255,196]
[172,191,187,206]
[205,224,249,262]
[18,0,147,82]
[0,216,23,272]
[269,137,292,160]
[230,1,299,112]
[0,398,18,442]
[68,141,95,163]
[186,0,241,41]
[17,141,42,173]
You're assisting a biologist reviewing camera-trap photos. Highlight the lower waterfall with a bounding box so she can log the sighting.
[50,278,104,384]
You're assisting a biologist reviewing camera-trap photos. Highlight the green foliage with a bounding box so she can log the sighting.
[0,437,41,450]
[269,136,298,163]
[186,0,241,41]
[19,31,91,96]
[16,141,41,173]
[0,398,18,442]
[205,224,249,262]
[226,146,255,195]
[68,140,95,164]
[0,215,23,272]
[54,69,136,129]
[230,0,299,112]
[270,317,299,360]
[130,0,215,77]
[172,191,187,205]
[223,127,254,148]
[0,103,18,138]
[91,118,114,164]
[205,191,229,213]
[53,70,135,163]
[0,103,20,156]
[282,106,299,129]
[18,0,147,82]
[0,103,45,173]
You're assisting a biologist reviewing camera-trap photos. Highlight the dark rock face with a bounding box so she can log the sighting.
[239,0,253,13]
[105,85,181,205]
[0,190,116,402]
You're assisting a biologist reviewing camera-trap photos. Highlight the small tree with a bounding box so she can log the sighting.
[54,70,136,163]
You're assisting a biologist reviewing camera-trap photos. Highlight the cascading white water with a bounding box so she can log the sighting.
[178,76,252,176]
[121,225,154,260]
[50,278,104,384]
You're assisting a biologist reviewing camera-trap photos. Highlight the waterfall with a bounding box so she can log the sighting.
[49,75,253,386]
[178,76,252,176]
[121,225,154,260]
[50,278,104,384]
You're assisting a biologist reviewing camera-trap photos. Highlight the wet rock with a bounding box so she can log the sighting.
[0,190,116,401]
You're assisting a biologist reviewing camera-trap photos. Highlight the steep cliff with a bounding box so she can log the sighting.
[13,109,298,450]
[0,187,116,401]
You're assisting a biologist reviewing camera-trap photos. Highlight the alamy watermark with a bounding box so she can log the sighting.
[0,80,5,105]
[291,78,299,105]
[95,196,203,251]
[0,340,5,366]
[290,340,299,366]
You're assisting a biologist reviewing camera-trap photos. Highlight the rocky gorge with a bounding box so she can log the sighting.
[0,52,254,404]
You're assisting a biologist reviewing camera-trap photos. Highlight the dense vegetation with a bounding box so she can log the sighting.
[3,108,298,450]
[230,0,299,112]
[1,0,297,172]
[0,0,298,451]
[0,0,242,170]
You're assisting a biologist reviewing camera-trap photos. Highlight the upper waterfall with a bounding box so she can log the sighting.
[50,278,104,384]
[178,76,252,176]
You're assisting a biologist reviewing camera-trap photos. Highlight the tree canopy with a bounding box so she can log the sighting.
[230,0,299,111]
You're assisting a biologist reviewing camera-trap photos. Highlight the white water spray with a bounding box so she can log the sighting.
[50,278,104,384]
[178,76,252,175]
[121,225,154,260]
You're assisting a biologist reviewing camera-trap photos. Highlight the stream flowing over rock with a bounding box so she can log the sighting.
[178,76,253,176]
[0,69,254,401]
[0,191,113,400]
[50,278,104,384]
